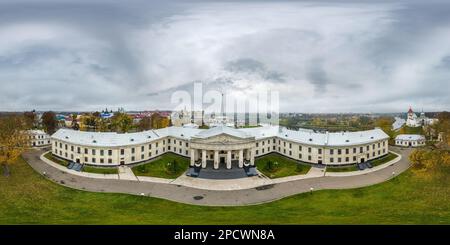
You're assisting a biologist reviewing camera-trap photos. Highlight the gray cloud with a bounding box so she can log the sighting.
[0,0,449,113]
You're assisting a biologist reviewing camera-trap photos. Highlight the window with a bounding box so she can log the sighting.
[108,150,112,156]
[100,150,104,156]
[360,147,363,153]
[131,156,135,161]
[141,154,144,160]
[71,146,74,151]
[299,154,302,159]
[92,158,96,163]
[65,144,67,150]
[353,148,356,154]
[84,148,88,154]
[120,149,125,155]
[345,149,349,154]
[273,139,276,143]
[338,149,342,155]
[283,142,286,147]
[330,149,334,154]
[308,155,311,161]
[100,159,104,164]
[156,142,159,147]
[318,149,322,154]
[131,148,135,154]
[141,146,144,152]
[308,147,311,153]
[179,141,182,146]
[256,142,259,147]
[366,145,369,151]
[84,157,88,162]
[289,143,292,149]
[345,157,349,162]
[299,145,302,151]
[338,157,341,163]
[149,144,152,150]
[108,159,112,164]
[353,156,356,161]
[330,158,334,163]
[186,143,189,147]
[256,150,259,155]
[168,139,171,143]
[168,146,171,150]
[92,149,96,155]
[77,147,81,154]
[289,151,292,156]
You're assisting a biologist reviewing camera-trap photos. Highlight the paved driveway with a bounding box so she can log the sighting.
[22,147,412,206]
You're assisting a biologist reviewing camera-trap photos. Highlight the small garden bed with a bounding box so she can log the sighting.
[43,152,68,167]
[83,166,118,174]
[131,153,189,179]
[255,153,311,178]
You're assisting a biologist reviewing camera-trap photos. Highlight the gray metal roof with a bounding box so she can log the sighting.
[52,125,389,147]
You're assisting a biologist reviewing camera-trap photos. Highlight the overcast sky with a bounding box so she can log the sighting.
[0,0,449,113]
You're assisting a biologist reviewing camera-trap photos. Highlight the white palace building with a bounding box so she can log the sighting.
[51,125,389,169]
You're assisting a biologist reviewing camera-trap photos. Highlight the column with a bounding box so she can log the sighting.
[190,149,195,166]
[202,149,207,168]
[238,149,244,168]
[227,150,232,169]
[250,148,255,166]
[214,150,219,169]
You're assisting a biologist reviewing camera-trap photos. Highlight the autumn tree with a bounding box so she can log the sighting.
[23,110,37,129]
[111,112,133,133]
[0,115,30,177]
[138,116,152,131]
[409,112,450,179]
[41,111,58,134]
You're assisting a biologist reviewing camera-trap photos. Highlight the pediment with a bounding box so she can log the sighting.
[191,133,254,144]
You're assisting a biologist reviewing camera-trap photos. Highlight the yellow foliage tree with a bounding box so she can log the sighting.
[0,115,30,177]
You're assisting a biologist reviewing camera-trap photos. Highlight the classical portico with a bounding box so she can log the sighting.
[189,126,256,169]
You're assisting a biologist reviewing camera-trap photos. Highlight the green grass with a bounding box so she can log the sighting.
[256,153,311,178]
[1,156,450,224]
[398,126,424,135]
[326,165,359,172]
[83,166,118,175]
[326,152,399,172]
[43,152,68,167]
[370,152,398,167]
[131,153,189,179]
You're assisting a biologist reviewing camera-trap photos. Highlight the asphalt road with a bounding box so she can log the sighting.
[22,147,412,206]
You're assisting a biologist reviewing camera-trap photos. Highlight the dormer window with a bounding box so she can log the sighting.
[130,138,134,142]
[309,138,313,141]
[147,136,151,138]
[65,136,69,139]
[93,140,97,143]
[370,136,374,139]
[345,140,349,142]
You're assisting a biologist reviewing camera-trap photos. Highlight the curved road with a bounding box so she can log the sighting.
[22,147,412,206]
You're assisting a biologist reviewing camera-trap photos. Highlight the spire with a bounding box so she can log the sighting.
[408,106,413,114]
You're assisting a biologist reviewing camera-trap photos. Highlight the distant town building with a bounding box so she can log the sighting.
[395,134,426,147]
[392,117,406,131]
[28,130,51,147]
[406,107,438,127]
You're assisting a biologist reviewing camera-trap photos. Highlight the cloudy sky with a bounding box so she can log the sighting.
[0,0,449,113]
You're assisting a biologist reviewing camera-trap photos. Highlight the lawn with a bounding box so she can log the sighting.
[326,165,359,172]
[83,166,118,175]
[43,152,68,167]
[1,157,449,224]
[326,152,399,172]
[131,153,189,179]
[255,153,311,178]
[370,152,399,167]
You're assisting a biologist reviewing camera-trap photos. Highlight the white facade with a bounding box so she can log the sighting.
[406,107,437,127]
[395,134,426,147]
[28,130,51,147]
[51,125,389,168]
